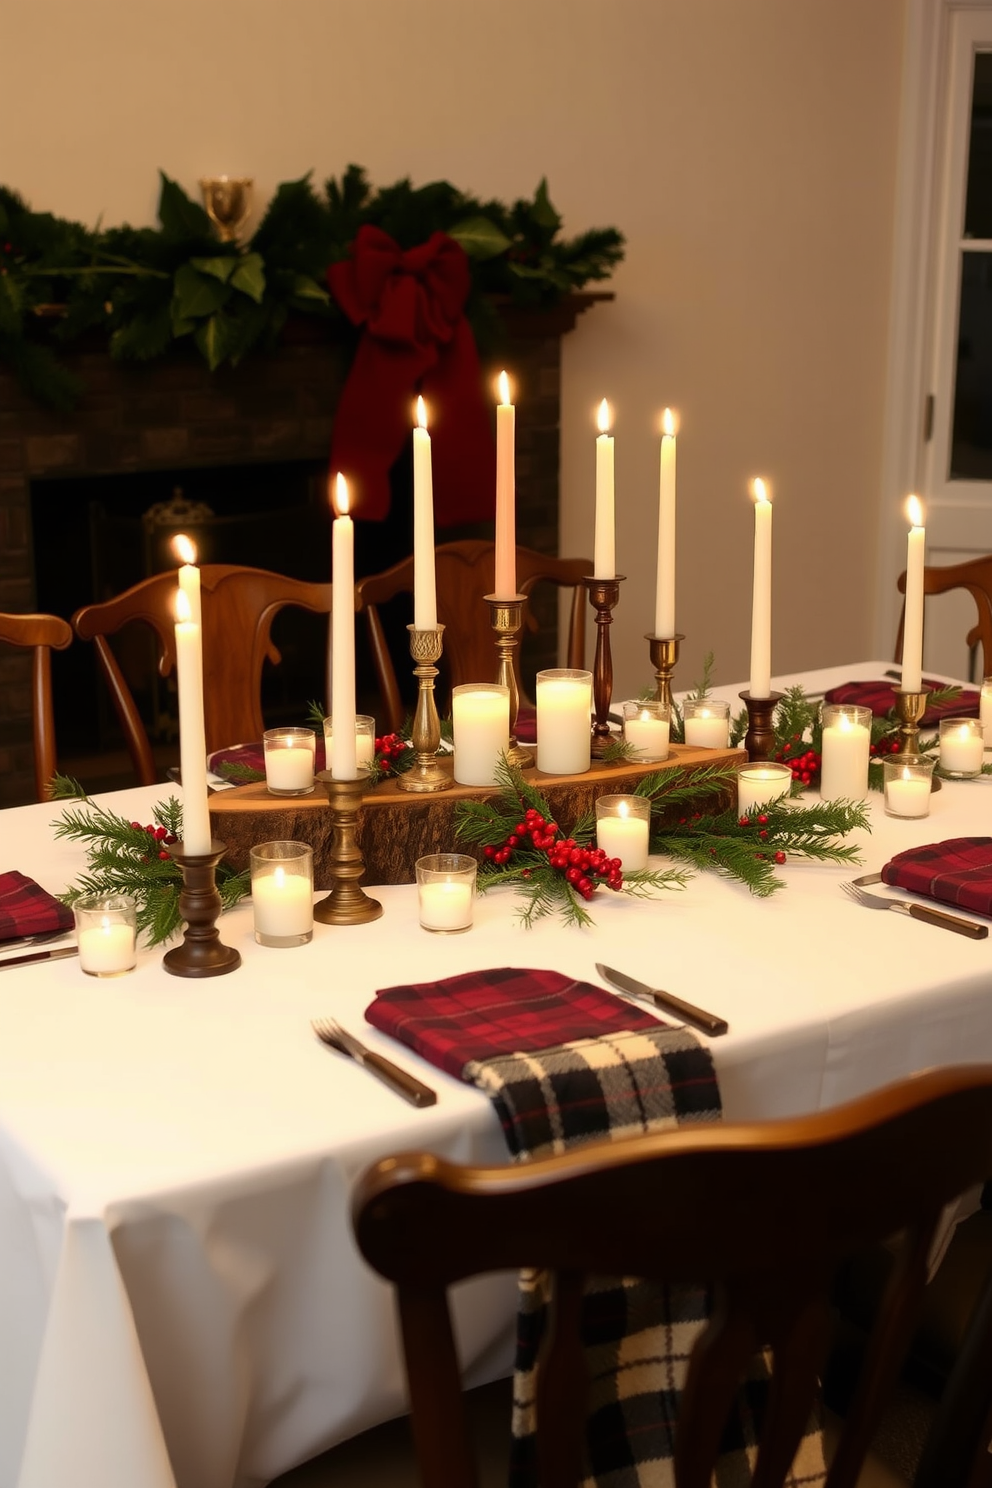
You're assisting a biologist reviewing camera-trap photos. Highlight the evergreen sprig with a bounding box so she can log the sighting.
[52,796,249,944]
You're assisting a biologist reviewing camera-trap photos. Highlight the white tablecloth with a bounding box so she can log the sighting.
[1,662,989,1488]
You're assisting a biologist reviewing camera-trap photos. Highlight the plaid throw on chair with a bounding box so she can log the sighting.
[369,970,826,1487]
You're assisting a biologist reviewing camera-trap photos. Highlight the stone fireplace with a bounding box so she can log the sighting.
[0,296,606,806]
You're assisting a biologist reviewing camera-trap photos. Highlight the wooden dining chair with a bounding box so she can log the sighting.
[894,554,992,679]
[353,1065,992,1488]
[0,611,73,800]
[72,565,334,786]
[356,540,591,732]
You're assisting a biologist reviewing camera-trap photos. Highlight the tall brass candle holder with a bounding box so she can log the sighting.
[163,841,242,977]
[399,625,452,793]
[892,688,931,759]
[584,575,623,757]
[647,633,684,709]
[199,177,253,243]
[312,773,383,925]
[739,691,784,762]
[485,595,533,767]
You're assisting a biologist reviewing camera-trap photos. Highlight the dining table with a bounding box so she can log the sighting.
[0,659,989,1488]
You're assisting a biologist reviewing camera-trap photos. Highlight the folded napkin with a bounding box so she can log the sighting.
[882,837,992,918]
[0,870,75,943]
[824,678,980,726]
[207,741,328,778]
[368,968,825,1487]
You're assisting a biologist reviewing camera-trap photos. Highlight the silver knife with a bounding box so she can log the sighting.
[596,963,729,1037]
[0,946,79,970]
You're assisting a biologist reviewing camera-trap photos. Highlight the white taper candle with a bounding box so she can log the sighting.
[330,473,358,780]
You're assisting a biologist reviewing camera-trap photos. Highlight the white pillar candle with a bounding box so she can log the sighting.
[536,670,592,775]
[452,684,510,786]
[654,408,677,637]
[596,809,649,872]
[252,865,313,939]
[901,495,926,694]
[174,589,212,854]
[624,710,670,761]
[330,473,358,780]
[78,918,136,975]
[412,397,437,630]
[419,880,473,932]
[981,679,992,746]
[749,477,773,698]
[885,772,931,818]
[172,534,201,628]
[593,399,615,580]
[939,720,985,776]
[737,764,792,814]
[495,371,517,599]
[820,708,871,800]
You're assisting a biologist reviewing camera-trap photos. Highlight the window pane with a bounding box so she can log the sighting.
[950,250,992,477]
[963,52,992,237]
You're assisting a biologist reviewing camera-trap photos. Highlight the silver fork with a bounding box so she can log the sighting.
[840,881,988,938]
[311,1017,437,1107]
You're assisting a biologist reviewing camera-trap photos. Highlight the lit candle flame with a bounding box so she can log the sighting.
[333,472,350,517]
[173,534,197,565]
[498,370,511,406]
[416,395,428,431]
[274,866,286,888]
[662,408,677,438]
[906,493,924,528]
[751,476,771,505]
[597,399,611,434]
[100,915,111,932]
[175,590,192,624]
[618,799,629,819]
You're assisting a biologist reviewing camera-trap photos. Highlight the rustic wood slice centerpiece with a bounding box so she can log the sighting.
[209,744,743,888]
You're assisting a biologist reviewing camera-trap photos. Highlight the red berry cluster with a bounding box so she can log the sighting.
[737,814,787,865]
[772,733,821,786]
[869,736,901,757]
[373,733,407,772]
[482,807,624,901]
[131,821,179,862]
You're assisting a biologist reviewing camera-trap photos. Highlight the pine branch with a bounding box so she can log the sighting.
[47,771,89,800]
[214,761,266,784]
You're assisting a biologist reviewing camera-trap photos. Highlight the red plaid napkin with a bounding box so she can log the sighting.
[823,678,980,726]
[881,837,992,918]
[365,966,659,1079]
[0,871,75,943]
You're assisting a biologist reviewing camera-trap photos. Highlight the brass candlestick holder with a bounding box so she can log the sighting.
[199,176,253,243]
[485,595,533,767]
[584,575,624,757]
[892,687,930,757]
[647,633,684,709]
[163,841,242,977]
[313,773,383,925]
[399,625,452,793]
[739,691,784,762]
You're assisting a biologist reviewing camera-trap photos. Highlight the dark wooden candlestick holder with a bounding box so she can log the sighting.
[399,625,452,793]
[312,773,383,925]
[739,691,784,762]
[584,575,623,757]
[163,841,242,977]
[486,594,533,767]
[647,633,684,709]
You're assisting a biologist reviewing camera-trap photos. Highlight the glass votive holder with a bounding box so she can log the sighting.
[263,727,316,796]
[73,893,138,977]
[939,716,985,778]
[595,795,651,872]
[250,841,314,947]
[622,700,671,762]
[535,668,593,775]
[452,683,510,786]
[883,756,935,818]
[415,853,477,934]
[737,762,792,815]
[682,697,730,749]
[819,704,872,800]
[322,715,376,774]
[981,678,992,747]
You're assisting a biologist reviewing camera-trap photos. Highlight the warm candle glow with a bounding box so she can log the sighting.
[498,370,511,406]
[906,493,924,528]
[333,472,350,517]
[597,398,611,434]
[175,589,192,624]
[416,395,428,430]
[751,476,771,505]
[661,407,677,437]
[173,534,197,565]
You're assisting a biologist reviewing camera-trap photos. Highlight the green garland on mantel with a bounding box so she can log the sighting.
[0,165,624,410]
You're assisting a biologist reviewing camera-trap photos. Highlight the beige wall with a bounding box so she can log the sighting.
[4,0,905,698]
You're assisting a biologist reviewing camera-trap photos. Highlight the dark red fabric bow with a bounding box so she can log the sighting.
[327,226,495,525]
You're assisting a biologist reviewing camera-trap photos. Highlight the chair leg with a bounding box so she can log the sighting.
[914,1269,992,1488]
